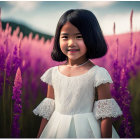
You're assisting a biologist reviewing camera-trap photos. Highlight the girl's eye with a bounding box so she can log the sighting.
[76,35,83,39]
[61,36,68,39]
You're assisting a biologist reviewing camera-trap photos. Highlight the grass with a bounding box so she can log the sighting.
[129,71,140,137]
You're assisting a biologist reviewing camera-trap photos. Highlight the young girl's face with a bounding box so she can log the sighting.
[59,22,87,61]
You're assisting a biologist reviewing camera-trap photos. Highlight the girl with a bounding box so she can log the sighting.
[33,9,122,138]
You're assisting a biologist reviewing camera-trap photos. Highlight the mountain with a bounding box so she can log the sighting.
[1,20,53,41]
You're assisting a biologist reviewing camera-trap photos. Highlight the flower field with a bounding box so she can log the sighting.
[0,10,140,138]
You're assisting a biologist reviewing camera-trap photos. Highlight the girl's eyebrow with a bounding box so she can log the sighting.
[60,33,81,35]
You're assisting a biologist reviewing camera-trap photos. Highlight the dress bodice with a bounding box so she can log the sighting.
[41,65,113,115]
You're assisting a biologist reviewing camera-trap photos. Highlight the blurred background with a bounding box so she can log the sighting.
[1,1,140,36]
[0,1,140,138]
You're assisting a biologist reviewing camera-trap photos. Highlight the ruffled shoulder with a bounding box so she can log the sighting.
[94,66,113,87]
[40,67,54,85]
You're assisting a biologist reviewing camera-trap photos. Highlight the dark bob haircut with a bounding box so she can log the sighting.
[51,9,107,62]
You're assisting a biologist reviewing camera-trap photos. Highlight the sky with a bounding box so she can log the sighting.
[0,1,140,36]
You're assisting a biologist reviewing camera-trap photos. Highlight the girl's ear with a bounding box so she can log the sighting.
[95,87,98,101]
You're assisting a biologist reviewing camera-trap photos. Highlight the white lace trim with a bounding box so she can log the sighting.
[33,98,55,120]
[93,98,123,120]
[95,79,113,87]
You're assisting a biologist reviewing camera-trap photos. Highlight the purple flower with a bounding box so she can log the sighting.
[111,35,135,138]
[11,114,20,138]
[11,44,22,76]
[11,67,22,138]
[5,53,11,78]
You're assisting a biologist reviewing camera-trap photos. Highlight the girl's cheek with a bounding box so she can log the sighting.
[62,42,68,48]
[60,39,66,44]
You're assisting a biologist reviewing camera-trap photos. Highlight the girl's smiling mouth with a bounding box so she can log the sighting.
[68,49,80,53]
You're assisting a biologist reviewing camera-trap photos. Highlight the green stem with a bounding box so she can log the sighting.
[8,85,12,137]
[10,99,13,137]
[2,69,6,137]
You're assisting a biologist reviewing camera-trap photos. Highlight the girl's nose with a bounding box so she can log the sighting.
[68,38,76,47]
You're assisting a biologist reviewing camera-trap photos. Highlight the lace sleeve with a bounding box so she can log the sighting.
[40,67,53,85]
[94,67,113,87]
[33,98,55,120]
[93,98,123,120]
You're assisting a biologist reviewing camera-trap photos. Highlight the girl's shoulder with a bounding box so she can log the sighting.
[95,65,109,73]
[93,65,112,77]
[45,66,58,72]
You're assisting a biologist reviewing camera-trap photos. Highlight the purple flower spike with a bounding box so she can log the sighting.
[11,67,22,138]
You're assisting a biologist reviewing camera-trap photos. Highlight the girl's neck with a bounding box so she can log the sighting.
[66,58,89,67]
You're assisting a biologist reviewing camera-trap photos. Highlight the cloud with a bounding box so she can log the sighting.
[78,1,116,8]
[6,1,39,13]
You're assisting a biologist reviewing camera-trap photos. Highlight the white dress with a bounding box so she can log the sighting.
[33,65,122,138]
